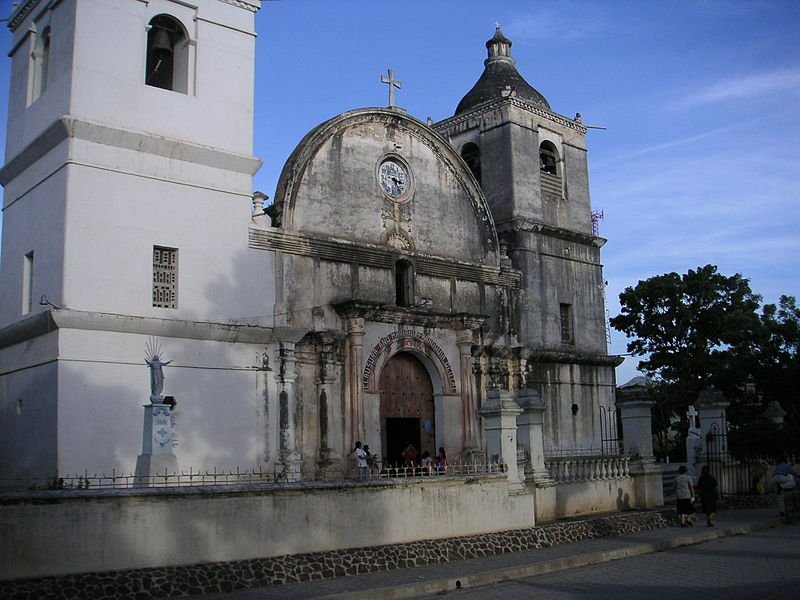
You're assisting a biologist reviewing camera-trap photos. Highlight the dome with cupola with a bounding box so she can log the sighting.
[455,27,551,115]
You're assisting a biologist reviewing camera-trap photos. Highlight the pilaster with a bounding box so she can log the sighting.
[345,317,366,446]
[277,341,302,479]
[456,328,479,453]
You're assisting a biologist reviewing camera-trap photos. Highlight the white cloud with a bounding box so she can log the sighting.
[676,68,800,109]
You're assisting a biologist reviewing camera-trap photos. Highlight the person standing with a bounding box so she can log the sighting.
[675,465,696,527]
[354,441,368,479]
[437,446,448,475]
[696,465,719,527]
[773,456,799,521]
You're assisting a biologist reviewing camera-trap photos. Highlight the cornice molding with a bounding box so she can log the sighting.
[0,116,262,186]
[435,97,587,136]
[333,300,487,330]
[8,0,40,31]
[218,0,261,12]
[0,309,277,351]
[497,218,606,248]
[249,228,522,288]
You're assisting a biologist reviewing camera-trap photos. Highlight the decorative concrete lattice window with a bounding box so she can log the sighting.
[152,246,177,308]
[560,303,573,343]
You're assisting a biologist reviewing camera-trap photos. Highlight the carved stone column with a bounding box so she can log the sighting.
[478,389,524,494]
[457,328,479,453]
[345,317,366,447]
[277,341,302,479]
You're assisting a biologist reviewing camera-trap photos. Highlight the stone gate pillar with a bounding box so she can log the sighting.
[516,389,554,486]
[517,388,556,521]
[698,387,730,458]
[478,389,524,493]
[616,387,663,508]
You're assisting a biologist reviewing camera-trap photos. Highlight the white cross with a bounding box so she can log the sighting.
[381,69,402,108]
[686,405,699,429]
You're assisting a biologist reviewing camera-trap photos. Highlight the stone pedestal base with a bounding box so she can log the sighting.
[533,482,557,524]
[631,458,665,509]
[134,453,178,487]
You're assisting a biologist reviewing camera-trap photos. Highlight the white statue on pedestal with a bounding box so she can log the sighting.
[136,338,178,486]
[145,338,172,403]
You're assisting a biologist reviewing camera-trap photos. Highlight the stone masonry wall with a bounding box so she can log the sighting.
[0,510,674,600]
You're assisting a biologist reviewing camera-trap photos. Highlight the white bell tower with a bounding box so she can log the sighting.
[0,0,271,481]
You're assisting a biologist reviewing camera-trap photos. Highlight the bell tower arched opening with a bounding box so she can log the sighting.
[379,352,435,466]
[146,15,189,93]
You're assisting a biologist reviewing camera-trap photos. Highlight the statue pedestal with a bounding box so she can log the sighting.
[134,403,178,487]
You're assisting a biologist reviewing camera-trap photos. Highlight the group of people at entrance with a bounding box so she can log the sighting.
[353,441,447,478]
[409,444,447,475]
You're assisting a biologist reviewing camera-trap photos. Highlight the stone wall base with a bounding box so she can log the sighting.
[0,510,674,600]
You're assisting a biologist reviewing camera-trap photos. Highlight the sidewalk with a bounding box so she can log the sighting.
[197,507,785,600]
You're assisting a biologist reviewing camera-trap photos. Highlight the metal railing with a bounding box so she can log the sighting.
[0,461,508,492]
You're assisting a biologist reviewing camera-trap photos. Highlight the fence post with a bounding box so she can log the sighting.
[616,387,663,509]
[478,389,525,494]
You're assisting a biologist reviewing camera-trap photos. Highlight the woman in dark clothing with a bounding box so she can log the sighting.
[697,465,719,526]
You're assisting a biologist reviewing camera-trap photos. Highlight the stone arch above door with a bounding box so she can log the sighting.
[362,329,457,395]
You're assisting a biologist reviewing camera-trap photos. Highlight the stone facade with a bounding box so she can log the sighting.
[0,0,632,549]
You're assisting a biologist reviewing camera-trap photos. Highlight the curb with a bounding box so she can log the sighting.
[318,517,785,600]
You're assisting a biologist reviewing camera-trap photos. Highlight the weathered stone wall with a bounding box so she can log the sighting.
[0,505,673,600]
[0,476,533,581]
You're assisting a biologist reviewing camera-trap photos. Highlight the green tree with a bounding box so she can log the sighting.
[751,296,800,420]
[611,265,762,416]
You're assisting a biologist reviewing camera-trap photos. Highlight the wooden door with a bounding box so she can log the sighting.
[379,352,435,465]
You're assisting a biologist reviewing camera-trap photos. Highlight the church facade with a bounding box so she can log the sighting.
[0,0,624,510]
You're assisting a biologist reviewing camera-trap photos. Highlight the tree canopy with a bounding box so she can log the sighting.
[611,265,761,403]
[612,265,800,458]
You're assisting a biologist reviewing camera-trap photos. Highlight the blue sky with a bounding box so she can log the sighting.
[1,0,799,384]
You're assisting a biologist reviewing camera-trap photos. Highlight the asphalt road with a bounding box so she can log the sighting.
[415,524,800,600]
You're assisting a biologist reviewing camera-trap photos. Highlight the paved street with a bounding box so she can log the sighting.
[416,524,800,600]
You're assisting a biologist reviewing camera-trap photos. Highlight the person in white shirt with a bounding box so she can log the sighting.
[675,465,696,527]
[354,441,368,479]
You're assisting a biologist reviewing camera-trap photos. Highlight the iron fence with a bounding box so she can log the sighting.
[0,461,508,492]
[702,413,800,495]
[600,405,623,456]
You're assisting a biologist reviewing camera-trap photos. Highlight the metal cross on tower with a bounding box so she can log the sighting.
[381,69,402,108]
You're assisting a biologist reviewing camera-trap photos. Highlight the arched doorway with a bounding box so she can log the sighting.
[379,352,435,466]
